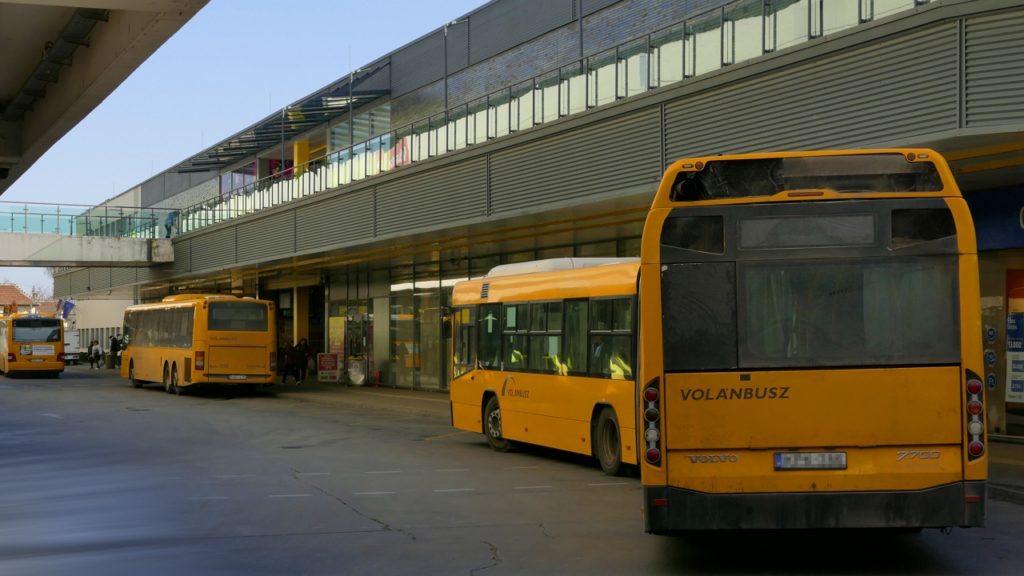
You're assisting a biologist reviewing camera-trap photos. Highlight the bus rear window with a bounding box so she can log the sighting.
[13,318,61,342]
[208,302,268,331]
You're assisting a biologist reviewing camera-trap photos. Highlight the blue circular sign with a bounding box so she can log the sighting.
[987,374,998,390]
[985,349,997,367]
[986,325,998,344]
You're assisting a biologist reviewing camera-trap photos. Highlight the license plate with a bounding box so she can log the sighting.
[228,375,248,380]
[774,452,847,471]
[30,359,44,362]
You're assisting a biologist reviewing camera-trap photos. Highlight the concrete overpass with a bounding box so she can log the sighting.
[0,232,171,266]
[1,0,207,196]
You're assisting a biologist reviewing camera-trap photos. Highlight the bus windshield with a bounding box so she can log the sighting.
[669,154,944,201]
[208,301,269,331]
[13,318,61,342]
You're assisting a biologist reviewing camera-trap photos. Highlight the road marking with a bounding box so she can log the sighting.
[434,488,475,493]
[513,485,551,490]
[185,496,229,501]
[214,474,256,479]
[436,468,470,472]
[40,413,62,419]
[297,472,331,476]
[269,494,313,498]
[365,470,401,475]
[353,491,396,496]
[588,482,630,487]
[503,466,538,470]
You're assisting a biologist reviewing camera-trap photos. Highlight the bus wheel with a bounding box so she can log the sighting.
[169,364,181,396]
[594,408,623,476]
[163,363,171,394]
[483,396,512,452]
[129,362,142,388]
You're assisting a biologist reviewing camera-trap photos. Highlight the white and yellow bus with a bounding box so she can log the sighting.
[0,313,65,377]
[639,149,986,531]
[120,294,276,394]
[450,259,640,476]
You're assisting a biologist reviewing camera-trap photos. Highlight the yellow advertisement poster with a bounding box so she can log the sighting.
[328,316,345,356]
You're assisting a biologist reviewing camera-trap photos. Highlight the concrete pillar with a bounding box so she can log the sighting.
[294,287,309,344]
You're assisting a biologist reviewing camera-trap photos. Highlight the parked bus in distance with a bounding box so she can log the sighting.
[0,313,65,377]
[120,294,276,394]
[450,258,640,476]
[640,149,985,532]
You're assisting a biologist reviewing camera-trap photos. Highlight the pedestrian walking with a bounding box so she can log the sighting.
[281,342,296,384]
[109,335,121,368]
[89,340,103,369]
[295,338,310,384]
[164,209,178,238]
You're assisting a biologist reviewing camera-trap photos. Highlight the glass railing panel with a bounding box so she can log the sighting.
[689,9,723,75]
[468,97,488,145]
[589,50,617,107]
[727,0,765,65]
[535,70,560,124]
[430,113,447,156]
[447,106,468,150]
[652,25,684,87]
[771,0,810,51]
[412,119,430,162]
[393,128,412,168]
[620,37,651,98]
[873,0,918,20]
[511,80,534,132]
[822,0,861,34]
[560,62,586,116]
[489,91,511,139]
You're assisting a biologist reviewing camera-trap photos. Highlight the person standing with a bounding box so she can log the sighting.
[109,335,121,368]
[89,340,103,369]
[164,210,178,238]
[281,342,296,384]
[295,338,310,384]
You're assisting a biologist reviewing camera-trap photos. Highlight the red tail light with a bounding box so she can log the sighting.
[57,353,65,362]
[965,369,985,461]
[7,353,14,362]
[643,378,662,466]
[195,351,205,371]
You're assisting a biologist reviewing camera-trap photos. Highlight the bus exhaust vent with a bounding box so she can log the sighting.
[480,283,490,299]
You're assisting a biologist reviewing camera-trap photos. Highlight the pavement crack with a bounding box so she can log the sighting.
[469,540,501,575]
[538,522,550,537]
[301,476,417,542]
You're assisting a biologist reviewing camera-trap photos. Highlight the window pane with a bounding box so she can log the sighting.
[505,334,528,370]
[612,299,632,332]
[662,262,738,371]
[529,335,562,373]
[652,26,684,87]
[530,303,546,332]
[564,300,588,374]
[547,302,563,332]
[727,0,764,64]
[689,11,722,76]
[208,302,268,331]
[478,304,502,369]
[660,216,725,253]
[590,299,612,332]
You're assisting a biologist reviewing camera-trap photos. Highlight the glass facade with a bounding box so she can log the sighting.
[132,0,932,236]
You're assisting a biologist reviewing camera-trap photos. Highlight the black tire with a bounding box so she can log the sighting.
[129,361,142,388]
[163,363,171,394]
[483,396,512,452]
[594,408,623,476]
[170,364,181,396]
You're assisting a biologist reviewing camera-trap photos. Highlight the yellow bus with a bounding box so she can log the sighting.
[450,259,640,475]
[0,313,65,377]
[640,149,986,531]
[120,294,277,394]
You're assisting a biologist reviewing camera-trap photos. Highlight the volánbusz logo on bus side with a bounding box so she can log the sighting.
[680,386,790,401]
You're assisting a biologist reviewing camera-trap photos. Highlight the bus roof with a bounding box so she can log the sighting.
[652,148,961,209]
[161,293,242,302]
[453,261,640,305]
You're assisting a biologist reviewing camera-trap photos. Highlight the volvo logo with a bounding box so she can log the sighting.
[688,454,738,463]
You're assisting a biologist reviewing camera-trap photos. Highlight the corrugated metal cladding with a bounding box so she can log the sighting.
[964,9,1024,127]
[89,269,112,291]
[470,0,575,64]
[111,267,137,287]
[295,188,374,252]
[489,108,662,214]
[376,157,488,237]
[392,31,445,98]
[172,240,191,275]
[54,274,71,298]
[237,211,294,263]
[190,227,236,273]
[69,269,89,294]
[664,22,959,160]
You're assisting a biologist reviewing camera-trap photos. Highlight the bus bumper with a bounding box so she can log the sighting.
[643,481,986,532]
[7,361,64,373]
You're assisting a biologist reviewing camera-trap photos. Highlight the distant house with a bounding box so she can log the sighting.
[0,284,33,315]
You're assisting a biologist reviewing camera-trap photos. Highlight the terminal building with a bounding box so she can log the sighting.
[49,0,1024,435]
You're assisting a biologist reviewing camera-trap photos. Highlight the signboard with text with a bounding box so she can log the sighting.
[317,353,341,382]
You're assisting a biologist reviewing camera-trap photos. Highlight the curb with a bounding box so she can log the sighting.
[989,434,1024,445]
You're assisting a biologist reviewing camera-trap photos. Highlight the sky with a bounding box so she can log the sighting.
[1,0,483,296]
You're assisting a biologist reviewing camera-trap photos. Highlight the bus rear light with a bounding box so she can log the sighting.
[642,377,662,467]
[57,353,65,362]
[644,407,660,423]
[968,421,983,435]
[967,379,982,395]
[646,448,662,464]
[195,351,205,371]
[965,369,985,461]
[652,497,668,507]
[965,495,981,503]
[7,353,14,362]
[967,400,983,416]
[968,441,984,457]
[643,387,659,402]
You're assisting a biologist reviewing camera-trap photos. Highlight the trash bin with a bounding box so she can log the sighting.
[105,352,115,369]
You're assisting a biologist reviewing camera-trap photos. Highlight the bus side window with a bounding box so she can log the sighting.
[563,300,588,374]
[477,304,502,369]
